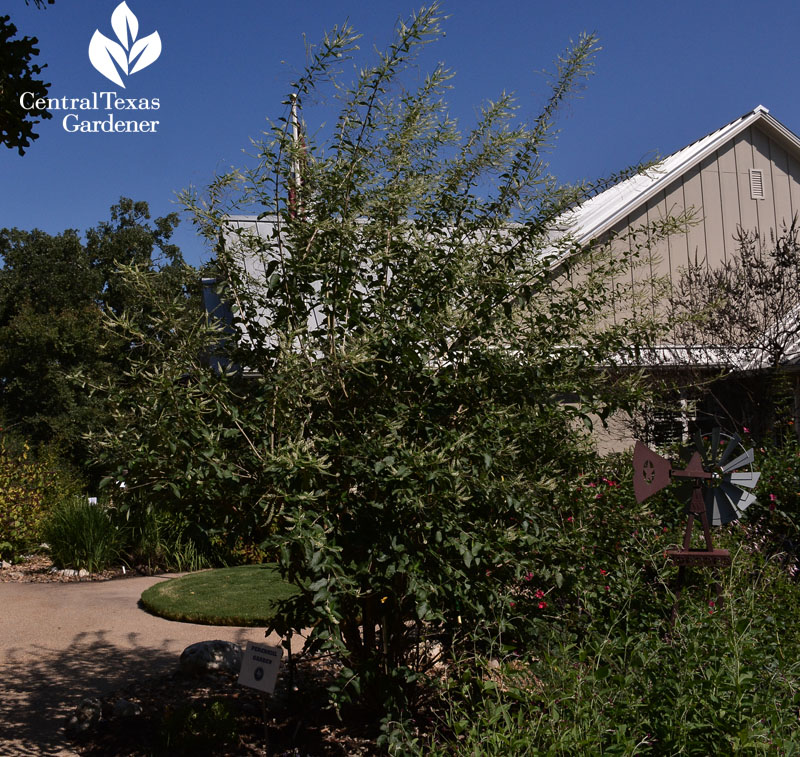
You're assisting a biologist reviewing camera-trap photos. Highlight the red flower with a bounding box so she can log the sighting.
[535,589,545,599]
[567,516,574,523]
[599,569,607,575]
[538,601,547,609]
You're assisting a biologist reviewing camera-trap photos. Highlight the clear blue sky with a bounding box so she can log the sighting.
[3,0,800,267]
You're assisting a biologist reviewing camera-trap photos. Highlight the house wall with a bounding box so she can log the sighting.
[570,123,800,452]
[607,125,800,293]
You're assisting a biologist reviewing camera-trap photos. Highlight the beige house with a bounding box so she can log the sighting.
[554,105,800,448]
[205,105,800,446]
[557,104,800,284]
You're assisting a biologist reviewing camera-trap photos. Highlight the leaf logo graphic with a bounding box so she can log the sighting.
[89,2,161,88]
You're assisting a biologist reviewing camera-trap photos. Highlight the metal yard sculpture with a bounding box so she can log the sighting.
[633,429,759,615]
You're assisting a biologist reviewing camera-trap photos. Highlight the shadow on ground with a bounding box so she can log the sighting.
[0,628,252,756]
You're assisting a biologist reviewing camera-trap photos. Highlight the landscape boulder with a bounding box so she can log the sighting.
[179,640,242,676]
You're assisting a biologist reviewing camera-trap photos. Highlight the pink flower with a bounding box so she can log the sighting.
[525,572,533,581]
[743,427,750,433]
[605,585,610,592]
[708,600,715,607]
[567,516,573,523]
[599,569,607,575]
[510,601,516,608]
[538,601,547,609]
[535,589,545,599]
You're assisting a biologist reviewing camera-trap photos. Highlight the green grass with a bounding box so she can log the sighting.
[140,564,300,626]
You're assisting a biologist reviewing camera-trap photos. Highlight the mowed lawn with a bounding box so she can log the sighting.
[140,564,300,626]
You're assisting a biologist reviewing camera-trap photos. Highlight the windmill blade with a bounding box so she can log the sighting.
[718,433,742,467]
[693,429,710,466]
[720,481,757,515]
[727,471,760,489]
[705,487,738,526]
[721,447,755,474]
[710,427,721,465]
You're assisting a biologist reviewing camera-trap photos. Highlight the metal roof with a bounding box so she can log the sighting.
[552,105,800,247]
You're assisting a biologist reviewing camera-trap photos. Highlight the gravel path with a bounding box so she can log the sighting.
[0,575,283,756]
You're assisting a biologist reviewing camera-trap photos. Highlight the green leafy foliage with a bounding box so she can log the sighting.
[157,698,238,756]
[119,503,212,574]
[0,199,194,474]
[424,547,800,756]
[92,288,279,557]
[0,435,81,561]
[394,431,800,754]
[140,4,680,713]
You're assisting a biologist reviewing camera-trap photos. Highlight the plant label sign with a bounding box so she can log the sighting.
[237,641,283,694]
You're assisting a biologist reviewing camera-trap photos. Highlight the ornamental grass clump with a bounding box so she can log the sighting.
[44,496,123,573]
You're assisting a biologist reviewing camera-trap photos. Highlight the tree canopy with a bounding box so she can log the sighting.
[0,199,193,469]
[1,3,53,155]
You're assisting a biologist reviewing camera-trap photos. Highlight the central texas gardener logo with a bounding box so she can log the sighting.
[88,2,161,88]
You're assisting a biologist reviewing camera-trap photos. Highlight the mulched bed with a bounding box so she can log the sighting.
[0,553,148,583]
[69,657,384,756]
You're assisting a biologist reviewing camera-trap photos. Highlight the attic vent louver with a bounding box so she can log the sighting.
[749,168,765,200]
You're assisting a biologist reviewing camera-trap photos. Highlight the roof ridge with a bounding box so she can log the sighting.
[553,105,775,245]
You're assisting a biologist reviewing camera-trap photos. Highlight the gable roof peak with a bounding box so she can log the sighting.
[554,104,800,247]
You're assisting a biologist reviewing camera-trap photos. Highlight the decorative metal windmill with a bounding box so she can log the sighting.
[633,428,760,613]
